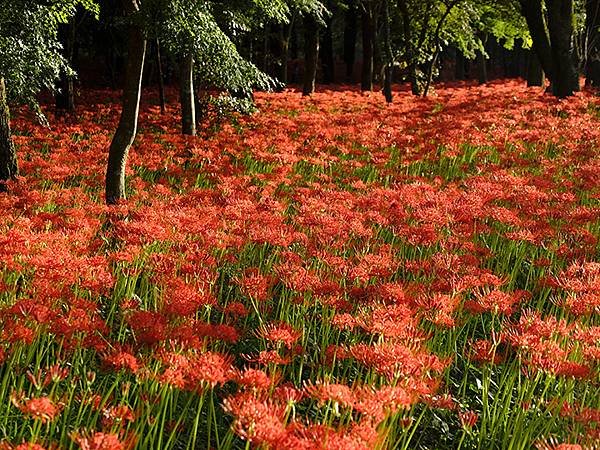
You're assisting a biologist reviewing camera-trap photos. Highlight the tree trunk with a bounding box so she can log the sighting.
[180,53,196,135]
[520,0,555,81]
[321,11,335,84]
[361,6,375,91]
[455,50,466,80]
[546,0,580,97]
[527,51,546,86]
[382,0,393,103]
[156,39,166,114]
[586,0,600,87]
[303,16,319,96]
[477,52,487,84]
[105,2,146,205]
[343,3,358,81]
[0,78,18,189]
[55,20,76,115]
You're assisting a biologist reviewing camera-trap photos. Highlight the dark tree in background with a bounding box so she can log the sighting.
[520,0,579,97]
[303,15,320,95]
[0,78,17,188]
[586,0,600,87]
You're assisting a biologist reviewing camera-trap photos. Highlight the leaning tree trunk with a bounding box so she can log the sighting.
[361,6,375,91]
[0,78,18,189]
[527,51,546,86]
[546,0,580,97]
[520,0,556,82]
[105,1,146,205]
[302,16,319,96]
[343,3,358,81]
[180,53,196,135]
[586,0,600,87]
[55,19,76,115]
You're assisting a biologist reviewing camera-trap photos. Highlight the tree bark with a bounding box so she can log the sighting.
[477,52,487,84]
[455,50,466,80]
[0,78,18,189]
[343,3,358,81]
[55,19,76,115]
[180,52,196,135]
[321,10,335,84]
[527,51,545,86]
[382,0,393,103]
[361,6,375,91]
[105,1,146,205]
[156,39,166,114]
[586,0,600,87]
[546,0,580,97]
[302,15,319,96]
[520,0,579,97]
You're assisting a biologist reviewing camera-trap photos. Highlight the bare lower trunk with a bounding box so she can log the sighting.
[527,51,545,86]
[156,39,166,113]
[302,16,319,96]
[343,3,357,81]
[382,0,393,103]
[180,53,196,135]
[546,0,580,97]
[105,8,146,205]
[586,0,600,87]
[361,8,374,91]
[0,78,18,189]
[55,20,76,115]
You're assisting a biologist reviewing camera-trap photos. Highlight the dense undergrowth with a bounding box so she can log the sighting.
[1,81,599,449]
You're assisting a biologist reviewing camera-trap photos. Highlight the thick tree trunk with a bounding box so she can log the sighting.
[105,3,146,205]
[527,51,546,86]
[0,78,18,189]
[180,53,196,135]
[520,0,579,97]
[343,3,358,81]
[361,7,375,91]
[586,0,600,87]
[321,12,335,84]
[546,0,580,97]
[156,39,166,114]
[55,20,76,115]
[302,16,319,96]
[382,0,393,103]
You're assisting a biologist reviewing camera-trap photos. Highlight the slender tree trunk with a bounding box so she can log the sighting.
[477,52,488,84]
[0,78,18,189]
[156,39,166,114]
[546,0,580,97]
[55,19,76,115]
[527,51,546,86]
[586,0,600,87]
[180,53,196,135]
[361,6,375,91]
[382,0,393,103]
[343,3,358,81]
[303,16,319,96]
[321,11,335,84]
[455,50,465,80]
[105,1,146,205]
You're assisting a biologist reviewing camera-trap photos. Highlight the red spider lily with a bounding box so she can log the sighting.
[11,393,62,423]
[258,322,302,349]
[459,410,478,430]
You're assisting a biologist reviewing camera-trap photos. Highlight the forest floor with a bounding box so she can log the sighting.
[1,80,600,449]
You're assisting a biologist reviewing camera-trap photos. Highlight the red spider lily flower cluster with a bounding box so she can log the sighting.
[1,81,599,447]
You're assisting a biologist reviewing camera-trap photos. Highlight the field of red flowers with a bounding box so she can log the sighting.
[0,80,599,449]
